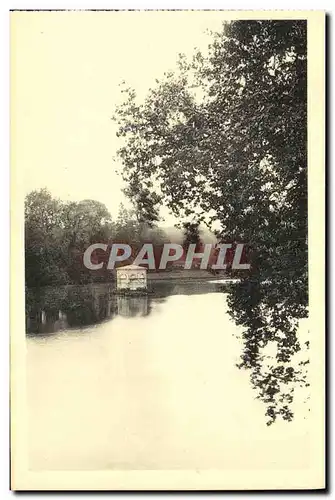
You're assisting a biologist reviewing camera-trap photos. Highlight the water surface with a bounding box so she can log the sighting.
[27,281,310,470]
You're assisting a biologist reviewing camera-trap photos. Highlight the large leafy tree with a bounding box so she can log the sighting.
[25,189,68,287]
[25,190,114,286]
[182,222,201,246]
[60,199,114,282]
[114,20,308,424]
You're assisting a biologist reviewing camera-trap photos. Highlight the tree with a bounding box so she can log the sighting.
[114,20,308,424]
[25,189,68,287]
[25,189,169,287]
[182,221,201,246]
[25,189,115,286]
[114,203,168,246]
[60,199,114,282]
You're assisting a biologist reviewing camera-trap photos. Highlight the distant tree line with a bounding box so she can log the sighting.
[25,189,169,288]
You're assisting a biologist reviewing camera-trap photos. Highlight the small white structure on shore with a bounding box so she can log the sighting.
[116,264,147,291]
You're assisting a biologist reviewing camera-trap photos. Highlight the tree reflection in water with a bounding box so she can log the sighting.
[227,279,309,426]
[26,279,309,425]
[26,284,116,334]
[25,280,211,333]
[26,284,160,333]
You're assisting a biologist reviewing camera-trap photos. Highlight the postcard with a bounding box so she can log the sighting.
[10,9,325,491]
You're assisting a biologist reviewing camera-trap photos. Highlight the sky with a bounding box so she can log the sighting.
[11,11,230,225]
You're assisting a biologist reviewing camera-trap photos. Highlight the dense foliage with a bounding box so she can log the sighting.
[114,20,308,424]
[25,189,168,288]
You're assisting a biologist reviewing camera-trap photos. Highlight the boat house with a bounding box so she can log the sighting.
[116,264,147,292]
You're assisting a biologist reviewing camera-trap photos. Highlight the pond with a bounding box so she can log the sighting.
[26,281,310,471]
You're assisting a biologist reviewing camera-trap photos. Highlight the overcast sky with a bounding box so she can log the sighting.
[12,11,229,224]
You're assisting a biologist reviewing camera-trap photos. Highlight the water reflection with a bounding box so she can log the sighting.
[26,279,309,427]
[117,295,149,317]
[26,284,115,334]
[227,279,309,425]
[26,280,223,334]
[26,290,310,471]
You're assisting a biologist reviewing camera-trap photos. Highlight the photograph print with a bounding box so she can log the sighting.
[10,10,325,491]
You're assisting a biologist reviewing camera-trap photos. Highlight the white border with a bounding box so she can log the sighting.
[4,2,331,498]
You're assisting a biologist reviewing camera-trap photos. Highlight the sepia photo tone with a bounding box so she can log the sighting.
[10,10,325,490]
